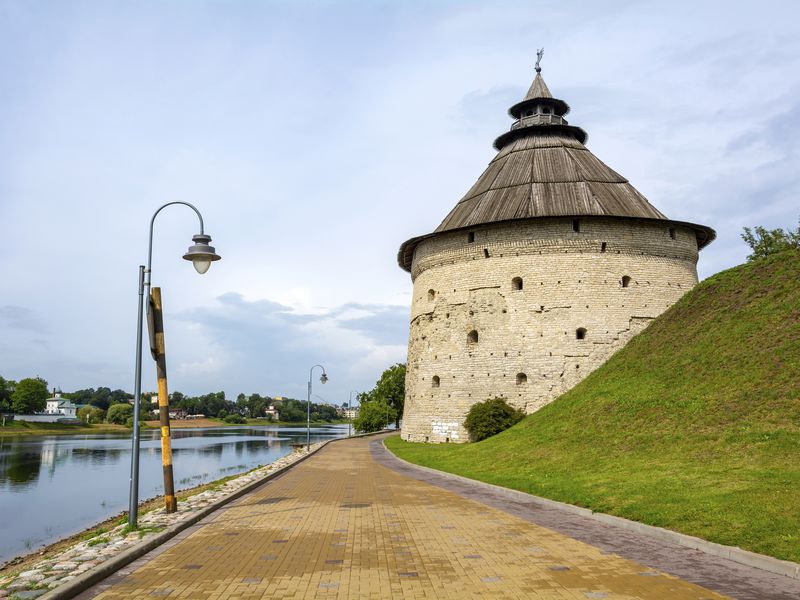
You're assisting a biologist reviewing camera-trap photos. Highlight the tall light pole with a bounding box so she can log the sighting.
[129,201,221,528]
[307,365,327,452]
[348,390,358,437]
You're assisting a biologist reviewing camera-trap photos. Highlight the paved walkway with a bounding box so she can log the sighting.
[78,435,798,599]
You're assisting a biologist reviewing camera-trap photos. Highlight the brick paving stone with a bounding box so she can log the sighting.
[85,436,734,599]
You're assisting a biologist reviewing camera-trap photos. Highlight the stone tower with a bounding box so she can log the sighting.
[397,65,714,443]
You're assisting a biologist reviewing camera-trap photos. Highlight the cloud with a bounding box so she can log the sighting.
[0,306,47,334]
[1,0,799,396]
[167,294,408,400]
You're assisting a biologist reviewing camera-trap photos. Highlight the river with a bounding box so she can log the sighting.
[0,424,348,564]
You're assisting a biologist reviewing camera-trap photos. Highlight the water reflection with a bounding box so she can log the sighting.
[0,448,42,485]
[0,424,346,564]
[71,447,124,466]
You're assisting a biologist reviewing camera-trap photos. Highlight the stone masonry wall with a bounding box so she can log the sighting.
[401,217,700,443]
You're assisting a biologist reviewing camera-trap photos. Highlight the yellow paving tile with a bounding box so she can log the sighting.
[94,437,729,599]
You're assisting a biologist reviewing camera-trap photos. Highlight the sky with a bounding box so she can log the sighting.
[1,0,799,403]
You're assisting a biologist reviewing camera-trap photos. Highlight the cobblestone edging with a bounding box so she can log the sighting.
[382,439,800,581]
[0,440,334,600]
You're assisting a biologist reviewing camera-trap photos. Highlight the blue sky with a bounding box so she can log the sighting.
[1,0,798,402]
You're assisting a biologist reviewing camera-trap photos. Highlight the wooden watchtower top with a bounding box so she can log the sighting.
[397,60,715,272]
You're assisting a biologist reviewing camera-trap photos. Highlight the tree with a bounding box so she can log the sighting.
[106,403,133,424]
[274,398,306,422]
[109,388,133,404]
[91,387,113,410]
[77,406,106,424]
[11,377,49,414]
[370,363,406,427]
[741,220,800,261]
[353,399,396,433]
[0,376,15,413]
[246,393,268,419]
[63,388,95,405]
[223,413,246,424]
[463,398,525,442]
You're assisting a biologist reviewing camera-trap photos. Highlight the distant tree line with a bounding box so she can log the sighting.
[0,374,342,425]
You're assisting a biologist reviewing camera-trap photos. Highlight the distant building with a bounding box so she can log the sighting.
[343,407,359,420]
[45,392,77,418]
[264,405,280,421]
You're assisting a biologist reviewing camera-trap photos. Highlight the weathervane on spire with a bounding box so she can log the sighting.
[535,47,544,73]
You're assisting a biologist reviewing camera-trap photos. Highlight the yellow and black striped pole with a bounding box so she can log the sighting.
[150,287,177,513]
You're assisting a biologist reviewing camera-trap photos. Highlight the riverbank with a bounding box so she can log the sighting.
[211,418,351,427]
[155,418,350,428]
[0,421,132,438]
[0,418,350,436]
[0,442,324,596]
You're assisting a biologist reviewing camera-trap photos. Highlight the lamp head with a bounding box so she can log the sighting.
[320,372,328,384]
[183,233,221,274]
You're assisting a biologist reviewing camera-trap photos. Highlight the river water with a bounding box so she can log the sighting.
[0,424,348,564]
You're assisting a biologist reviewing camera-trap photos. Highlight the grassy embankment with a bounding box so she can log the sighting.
[0,420,131,437]
[387,250,800,563]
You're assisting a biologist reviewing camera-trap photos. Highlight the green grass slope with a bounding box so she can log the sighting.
[387,250,800,562]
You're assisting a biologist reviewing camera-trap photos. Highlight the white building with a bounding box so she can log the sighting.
[343,407,359,420]
[45,393,78,418]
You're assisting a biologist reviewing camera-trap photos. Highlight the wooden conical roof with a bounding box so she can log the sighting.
[435,132,666,233]
[525,72,552,100]
[398,69,715,272]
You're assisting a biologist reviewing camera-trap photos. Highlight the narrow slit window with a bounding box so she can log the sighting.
[572,219,580,232]
[576,328,587,340]
[431,376,440,388]
[467,330,478,344]
[516,373,527,385]
[621,275,631,288]
[512,277,523,290]
[669,227,676,240]
[483,248,490,258]
[601,242,607,253]
[427,289,435,301]
[467,231,475,243]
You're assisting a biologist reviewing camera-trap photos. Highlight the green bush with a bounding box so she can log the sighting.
[106,403,133,424]
[217,409,228,420]
[353,400,396,433]
[223,413,246,424]
[463,397,525,442]
[77,406,106,424]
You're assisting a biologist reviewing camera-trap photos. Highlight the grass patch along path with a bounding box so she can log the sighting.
[388,250,800,564]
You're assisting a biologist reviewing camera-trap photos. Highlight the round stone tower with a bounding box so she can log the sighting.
[397,65,714,443]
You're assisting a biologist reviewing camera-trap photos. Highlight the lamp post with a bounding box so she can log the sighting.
[348,390,358,437]
[128,201,220,528]
[307,365,327,452]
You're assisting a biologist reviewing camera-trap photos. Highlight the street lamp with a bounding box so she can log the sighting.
[128,201,220,528]
[348,390,358,437]
[307,365,327,452]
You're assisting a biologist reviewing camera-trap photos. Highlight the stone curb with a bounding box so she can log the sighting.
[382,438,800,581]
[36,430,390,600]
